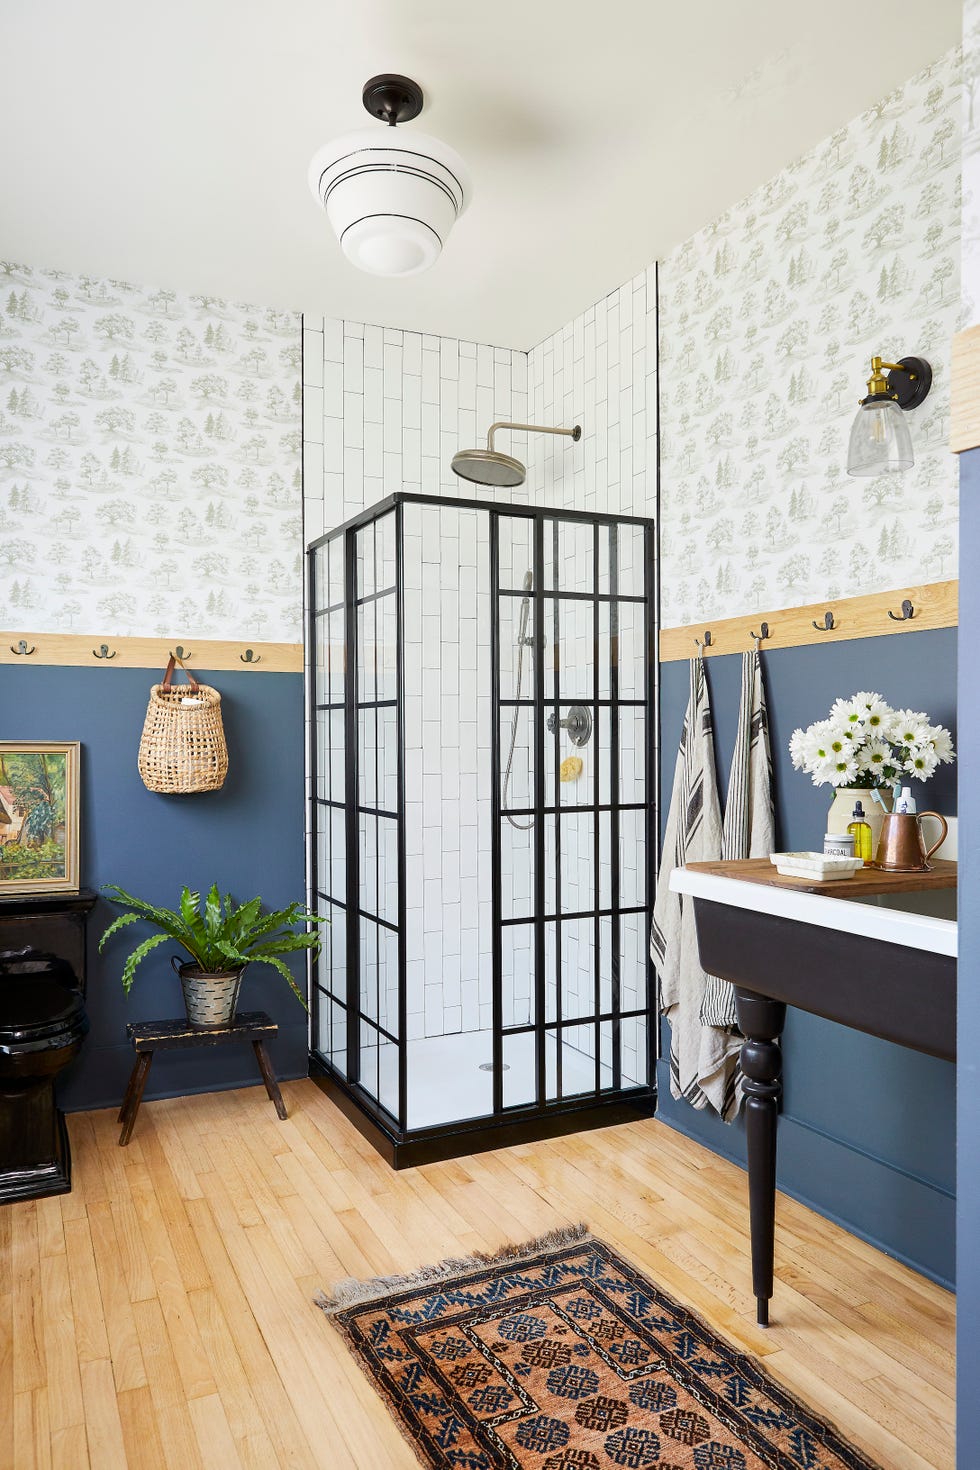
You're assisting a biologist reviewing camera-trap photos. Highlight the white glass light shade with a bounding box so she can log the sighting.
[846,398,914,476]
[308,127,470,278]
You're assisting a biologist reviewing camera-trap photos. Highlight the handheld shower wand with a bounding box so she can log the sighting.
[503,570,535,830]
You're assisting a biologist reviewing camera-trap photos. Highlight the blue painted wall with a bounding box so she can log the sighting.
[658,628,957,1286]
[0,665,308,1110]
[956,450,980,1466]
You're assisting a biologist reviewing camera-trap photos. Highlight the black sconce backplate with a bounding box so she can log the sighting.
[885,356,932,411]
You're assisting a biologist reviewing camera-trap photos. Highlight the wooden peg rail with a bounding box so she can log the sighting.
[0,632,303,673]
[658,580,957,662]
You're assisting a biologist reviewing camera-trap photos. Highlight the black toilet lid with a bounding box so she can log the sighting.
[0,977,85,1042]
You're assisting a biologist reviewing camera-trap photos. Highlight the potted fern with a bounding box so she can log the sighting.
[100,884,324,1029]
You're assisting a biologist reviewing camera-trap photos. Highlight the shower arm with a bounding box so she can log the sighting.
[486,421,582,451]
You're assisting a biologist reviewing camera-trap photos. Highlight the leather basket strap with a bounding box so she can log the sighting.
[160,654,201,693]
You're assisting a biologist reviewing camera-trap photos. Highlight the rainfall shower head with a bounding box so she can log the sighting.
[451,421,581,489]
[451,446,526,488]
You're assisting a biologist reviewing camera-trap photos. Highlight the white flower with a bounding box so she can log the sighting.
[827,756,860,787]
[905,747,939,779]
[789,727,808,769]
[860,739,892,774]
[830,696,866,728]
[862,697,891,732]
[830,691,891,732]
[889,708,930,747]
[825,730,854,758]
[928,725,956,763]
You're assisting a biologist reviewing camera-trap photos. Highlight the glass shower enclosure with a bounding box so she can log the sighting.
[308,491,657,1165]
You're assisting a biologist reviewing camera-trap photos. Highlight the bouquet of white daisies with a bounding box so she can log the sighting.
[789,691,955,790]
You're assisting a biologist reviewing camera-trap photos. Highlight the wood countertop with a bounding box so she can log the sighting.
[682,857,958,899]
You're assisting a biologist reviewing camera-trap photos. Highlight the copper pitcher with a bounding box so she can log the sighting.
[873,811,948,872]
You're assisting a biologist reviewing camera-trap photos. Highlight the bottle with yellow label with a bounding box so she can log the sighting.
[847,800,874,865]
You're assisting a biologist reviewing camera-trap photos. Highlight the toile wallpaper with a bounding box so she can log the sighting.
[659,48,962,628]
[964,0,980,324]
[0,263,302,641]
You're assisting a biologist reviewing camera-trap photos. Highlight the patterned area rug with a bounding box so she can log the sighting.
[317,1225,881,1470]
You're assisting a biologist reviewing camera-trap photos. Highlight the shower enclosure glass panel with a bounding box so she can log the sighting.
[309,493,656,1159]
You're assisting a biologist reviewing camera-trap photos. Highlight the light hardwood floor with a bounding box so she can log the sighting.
[0,1079,954,1470]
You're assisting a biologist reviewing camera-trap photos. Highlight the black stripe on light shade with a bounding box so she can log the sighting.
[316,143,467,201]
[319,160,463,216]
[339,214,443,251]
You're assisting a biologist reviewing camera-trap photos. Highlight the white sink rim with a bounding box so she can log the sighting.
[669,867,957,959]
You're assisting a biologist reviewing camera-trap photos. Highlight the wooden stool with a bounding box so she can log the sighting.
[118,1010,287,1145]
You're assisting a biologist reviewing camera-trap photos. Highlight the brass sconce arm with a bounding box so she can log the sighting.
[861,354,932,408]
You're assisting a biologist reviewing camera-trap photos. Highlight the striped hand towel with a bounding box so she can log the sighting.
[651,657,732,1119]
[700,649,775,1063]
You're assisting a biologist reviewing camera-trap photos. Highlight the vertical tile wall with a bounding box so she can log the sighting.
[302,319,529,539]
[302,287,658,1068]
[525,270,659,1087]
[302,319,529,1046]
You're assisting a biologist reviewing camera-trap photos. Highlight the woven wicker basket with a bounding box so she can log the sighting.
[138,656,228,794]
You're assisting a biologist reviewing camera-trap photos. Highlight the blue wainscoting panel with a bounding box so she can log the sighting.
[0,664,308,1111]
[956,447,980,1469]
[657,628,957,1286]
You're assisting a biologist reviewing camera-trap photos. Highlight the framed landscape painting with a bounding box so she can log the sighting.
[0,742,80,895]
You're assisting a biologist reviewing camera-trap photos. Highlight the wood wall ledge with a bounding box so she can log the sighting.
[659,580,957,662]
[0,633,303,673]
[951,324,980,453]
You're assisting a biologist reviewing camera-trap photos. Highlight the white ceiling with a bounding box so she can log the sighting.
[1,0,961,349]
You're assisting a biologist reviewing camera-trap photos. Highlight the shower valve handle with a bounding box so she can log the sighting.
[546,706,593,748]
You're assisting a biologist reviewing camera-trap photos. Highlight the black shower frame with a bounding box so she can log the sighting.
[307,491,659,1168]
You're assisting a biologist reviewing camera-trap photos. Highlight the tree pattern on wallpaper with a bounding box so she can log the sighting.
[0,263,302,640]
[964,0,980,325]
[659,49,962,628]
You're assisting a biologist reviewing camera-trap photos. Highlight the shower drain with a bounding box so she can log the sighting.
[478,1061,510,1072]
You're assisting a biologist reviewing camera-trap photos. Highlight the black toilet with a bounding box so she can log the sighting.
[0,892,95,1204]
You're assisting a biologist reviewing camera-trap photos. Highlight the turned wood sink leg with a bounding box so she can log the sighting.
[735,988,786,1327]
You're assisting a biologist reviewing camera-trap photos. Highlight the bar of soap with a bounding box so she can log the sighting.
[560,756,583,783]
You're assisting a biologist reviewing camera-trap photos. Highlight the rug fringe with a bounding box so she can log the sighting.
[315,1222,591,1316]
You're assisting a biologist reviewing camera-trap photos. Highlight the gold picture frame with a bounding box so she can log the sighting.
[0,742,80,895]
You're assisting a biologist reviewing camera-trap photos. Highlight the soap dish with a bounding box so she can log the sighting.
[769,851,864,880]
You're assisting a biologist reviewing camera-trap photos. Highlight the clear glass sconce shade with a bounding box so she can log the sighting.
[846,398,914,476]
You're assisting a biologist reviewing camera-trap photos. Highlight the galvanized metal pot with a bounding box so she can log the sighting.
[171,956,245,1029]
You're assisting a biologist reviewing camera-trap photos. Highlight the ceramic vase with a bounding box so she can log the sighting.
[826,786,892,855]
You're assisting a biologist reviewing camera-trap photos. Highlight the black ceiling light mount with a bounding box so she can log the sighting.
[361,74,425,127]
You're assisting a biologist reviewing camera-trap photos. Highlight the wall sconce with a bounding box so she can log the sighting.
[846,354,931,477]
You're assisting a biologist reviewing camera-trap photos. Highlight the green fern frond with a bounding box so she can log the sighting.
[97,911,140,952]
[120,932,173,994]
[179,887,209,959]
[252,954,309,1012]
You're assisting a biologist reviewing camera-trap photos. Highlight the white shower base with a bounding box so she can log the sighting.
[371,1027,642,1130]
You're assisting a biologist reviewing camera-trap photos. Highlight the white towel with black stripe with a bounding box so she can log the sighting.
[700,648,775,1059]
[650,657,729,1118]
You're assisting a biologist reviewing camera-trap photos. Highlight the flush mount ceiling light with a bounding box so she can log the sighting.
[308,74,470,279]
[846,354,932,477]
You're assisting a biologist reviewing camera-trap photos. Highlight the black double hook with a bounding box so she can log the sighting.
[750,622,770,644]
[240,648,261,664]
[694,629,712,652]
[92,643,117,660]
[170,645,192,661]
[887,599,915,622]
[812,611,837,632]
[9,639,35,656]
